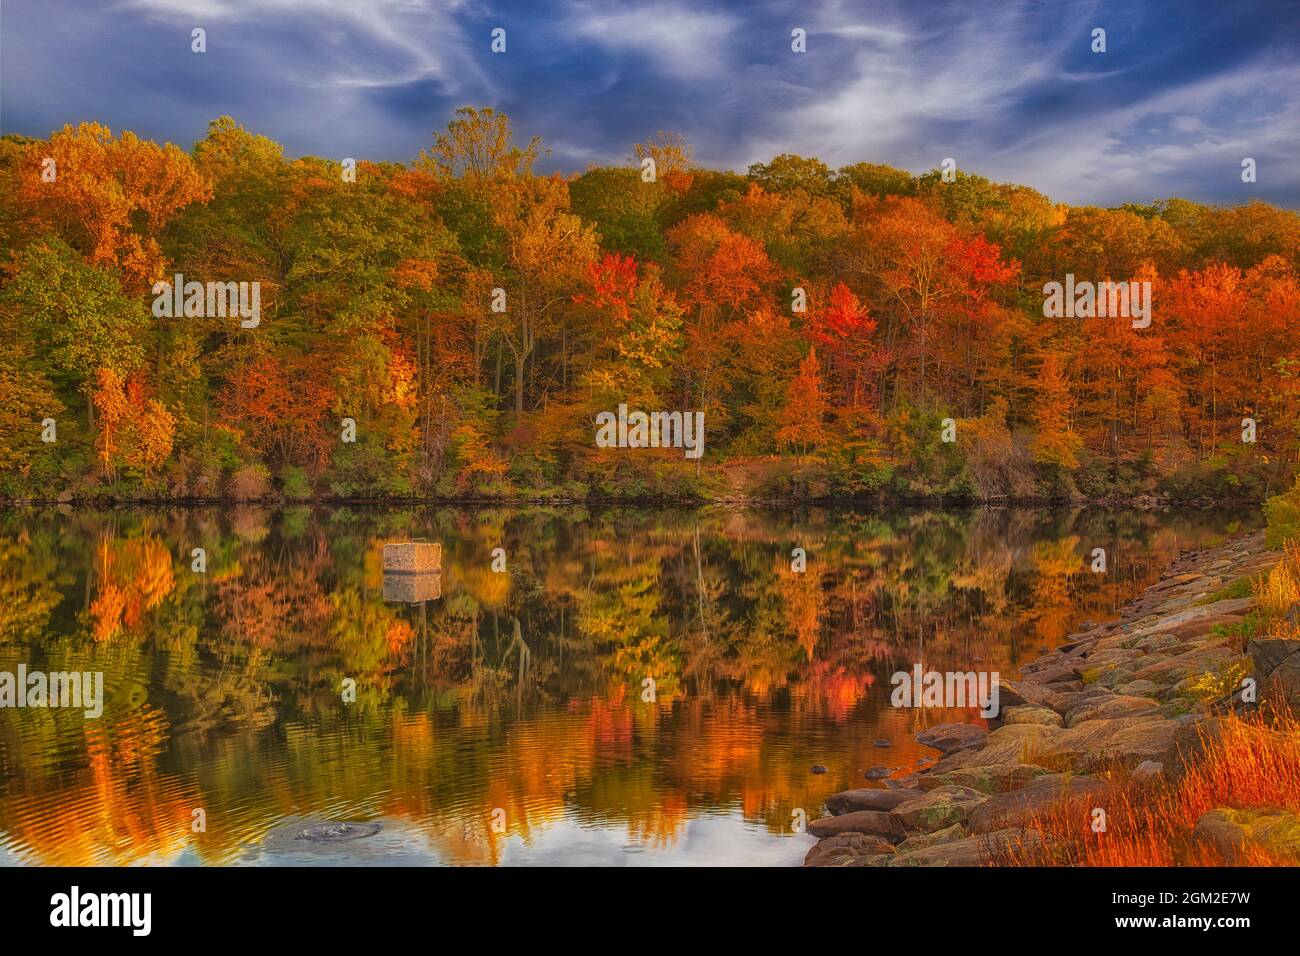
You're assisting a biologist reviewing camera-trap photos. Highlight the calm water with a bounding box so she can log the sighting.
[0,504,1258,866]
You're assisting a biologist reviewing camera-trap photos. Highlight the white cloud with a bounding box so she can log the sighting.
[565,2,738,80]
[122,0,493,97]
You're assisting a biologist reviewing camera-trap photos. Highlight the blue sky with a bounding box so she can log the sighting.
[3,0,1297,206]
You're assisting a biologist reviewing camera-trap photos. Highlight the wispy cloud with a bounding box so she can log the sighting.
[2,0,1295,206]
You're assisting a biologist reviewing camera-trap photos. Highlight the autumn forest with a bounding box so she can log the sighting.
[1,109,1298,504]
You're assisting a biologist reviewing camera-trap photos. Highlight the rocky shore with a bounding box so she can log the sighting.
[805,529,1290,866]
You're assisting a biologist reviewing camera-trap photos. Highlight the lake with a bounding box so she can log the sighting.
[0,503,1258,866]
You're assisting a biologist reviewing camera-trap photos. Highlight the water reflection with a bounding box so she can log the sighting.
[0,504,1257,865]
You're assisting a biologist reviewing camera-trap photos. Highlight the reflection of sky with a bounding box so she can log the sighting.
[498,809,814,867]
[3,0,1297,206]
[221,810,814,866]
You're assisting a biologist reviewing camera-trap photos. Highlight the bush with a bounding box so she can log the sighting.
[1263,477,1300,549]
[279,465,313,500]
[227,462,271,501]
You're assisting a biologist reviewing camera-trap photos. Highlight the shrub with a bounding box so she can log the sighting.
[1263,477,1300,549]
[279,465,312,500]
[227,462,271,501]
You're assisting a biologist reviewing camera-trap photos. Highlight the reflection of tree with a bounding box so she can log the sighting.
[0,503,1257,864]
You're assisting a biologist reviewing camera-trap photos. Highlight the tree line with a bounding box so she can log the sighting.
[1,109,1298,502]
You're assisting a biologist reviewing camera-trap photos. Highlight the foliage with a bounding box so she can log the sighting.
[1,110,1298,501]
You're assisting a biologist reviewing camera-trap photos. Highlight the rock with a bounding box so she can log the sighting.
[999,679,1056,708]
[292,821,382,843]
[1134,597,1254,635]
[1002,705,1063,727]
[1162,717,1227,781]
[1133,646,1235,684]
[807,810,906,841]
[1038,716,1180,771]
[1131,760,1163,783]
[1250,638,1300,674]
[958,723,1058,768]
[56,489,74,503]
[1022,665,1078,685]
[873,738,891,748]
[1113,679,1161,697]
[967,774,1107,834]
[1063,694,1161,727]
[1193,808,1300,863]
[915,722,988,754]
[935,763,1051,795]
[1092,667,1138,690]
[1248,638,1300,708]
[804,832,896,867]
[891,785,989,832]
[872,828,1042,866]
[1047,686,1113,715]
[1044,679,1084,693]
[825,788,923,815]
[863,766,893,780]
[896,823,967,853]
[810,765,828,775]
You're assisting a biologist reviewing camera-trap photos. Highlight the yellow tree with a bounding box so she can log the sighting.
[777,348,829,459]
[18,123,211,290]
[1030,352,1083,469]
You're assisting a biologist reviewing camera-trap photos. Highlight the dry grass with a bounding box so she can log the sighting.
[1254,542,1300,634]
[997,707,1300,866]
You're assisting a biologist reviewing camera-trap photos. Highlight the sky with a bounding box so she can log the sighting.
[2,0,1298,207]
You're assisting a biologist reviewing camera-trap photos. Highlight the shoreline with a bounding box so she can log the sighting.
[804,529,1288,866]
[0,494,1272,509]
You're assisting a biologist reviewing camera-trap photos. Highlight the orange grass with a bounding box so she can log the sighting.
[1255,542,1300,632]
[998,707,1300,866]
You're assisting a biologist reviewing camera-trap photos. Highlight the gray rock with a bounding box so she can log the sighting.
[915,722,988,754]
[1193,807,1300,864]
[807,810,906,841]
[872,827,1042,866]
[804,832,896,867]
[1063,694,1161,727]
[1248,638,1300,708]
[896,822,967,853]
[967,774,1107,834]
[891,785,989,832]
[1002,705,1063,727]
[825,788,923,815]
[1131,760,1163,783]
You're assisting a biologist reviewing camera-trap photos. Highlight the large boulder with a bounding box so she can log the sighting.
[999,679,1056,708]
[871,828,1042,866]
[1037,716,1180,771]
[1247,638,1300,708]
[804,832,896,867]
[1002,705,1064,727]
[967,774,1107,834]
[934,763,1052,795]
[1193,808,1300,864]
[807,810,906,841]
[824,788,922,816]
[959,723,1060,768]
[891,785,988,832]
[1063,694,1162,727]
[915,722,988,754]
[895,823,967,853]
